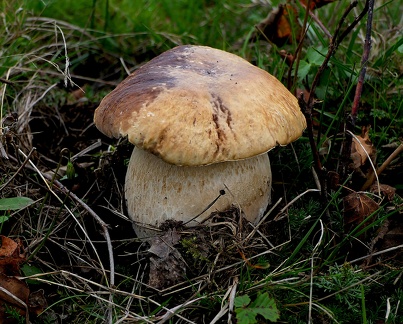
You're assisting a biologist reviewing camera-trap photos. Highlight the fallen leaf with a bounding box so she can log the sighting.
[350,126,376,169]
[255,4,301,46]
[364,213,403,266]
[28,289,47,316]
[0,236,25,276]
[369,183,396,201]
[0,236,18,259]
[0,236,30,322]
[0,273,29,322]
[252,0,336,46]
[343,192,379,234]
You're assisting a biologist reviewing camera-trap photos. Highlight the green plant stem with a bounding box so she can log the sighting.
[361,284,367,324]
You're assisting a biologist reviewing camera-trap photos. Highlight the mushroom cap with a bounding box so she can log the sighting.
[94,45,306,166]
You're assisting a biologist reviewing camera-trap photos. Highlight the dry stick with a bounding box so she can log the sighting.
[361,142,403,190]
[287,0,312,90]
[300,3,332,39]
[341,0,374,177]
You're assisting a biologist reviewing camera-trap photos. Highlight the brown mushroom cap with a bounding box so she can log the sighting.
[94,45,306,166]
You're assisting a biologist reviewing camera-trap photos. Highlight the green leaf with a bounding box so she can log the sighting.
[66,160,76,180]
[0,197,34,211]
[21,263,42,277]
[235,308,258,324]
[0,216,10,224]
[234,295,251,308]
[250,293,280,322]
[297,60,311,80]
[235,293,280,324]
[306,47,326,66]
[21,264,43,285]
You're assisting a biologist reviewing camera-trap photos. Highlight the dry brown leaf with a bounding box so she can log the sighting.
[148,229,181,259]
[0,236,18,258]
[0,236,25,276]
[370,183,396,201]
[253,0,336,46]
[350,126,376,169]
[255,4,301,46]
[343,192,379,234]
[0,236,31,322]
[0,273,30,323]
[364,213,403,266]
[28,289,48,316]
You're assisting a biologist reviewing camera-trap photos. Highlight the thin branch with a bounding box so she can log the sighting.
[361,142,403,190]
[351,0,374,121]
[306,0,360,110]
[342,0,374,178]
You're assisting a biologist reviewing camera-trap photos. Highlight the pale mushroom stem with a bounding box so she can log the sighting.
[125,147,272,238]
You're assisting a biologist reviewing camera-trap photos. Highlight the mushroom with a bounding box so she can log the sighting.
[94,45,306,238]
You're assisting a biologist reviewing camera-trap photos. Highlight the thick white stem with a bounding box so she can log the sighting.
[125,147,272,238]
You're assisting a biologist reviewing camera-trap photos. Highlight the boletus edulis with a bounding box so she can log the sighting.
[94,45,306,238]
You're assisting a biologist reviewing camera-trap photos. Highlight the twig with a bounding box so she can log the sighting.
[306,0,361,110]
[288,0,311,90]
[243,198,282,243]
[157,297,203,324]
[0,77,14,85]
[274,188,321,221]
[351,0,374,121]
[37,167,116,323]
[342,0,374,178]
[299,94,323,186]
[0,69,11,136]
[301,3,332,39]
[361,142,403,190]
[350,243,403,265]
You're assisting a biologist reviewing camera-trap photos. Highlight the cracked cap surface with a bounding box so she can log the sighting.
[94,45,306,166]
